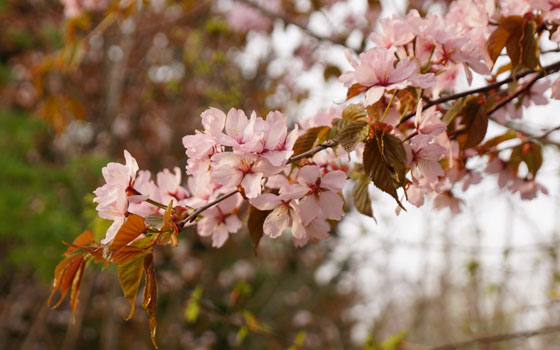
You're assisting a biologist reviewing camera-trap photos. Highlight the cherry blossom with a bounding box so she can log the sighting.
[250,192,306,239]
[196,193,243,248]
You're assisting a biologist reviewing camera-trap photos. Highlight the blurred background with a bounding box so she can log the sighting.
[2,0,560,349]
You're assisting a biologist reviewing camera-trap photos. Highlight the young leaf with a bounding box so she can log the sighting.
[145,214,164,229]
[457,98,488,149]
[487,16,523,65]
[333,118,369,152]
[342,104,369,122]
[143,253,158,349]
[185,285,203,323]
[346,83,368,100]
[520,19,539,69]
[292,126,331,157]
[442,98,467,125]
[352,175,374,219]
[480,129,517,150]
[247,205,271,253]
[509,142,543,177]
[48,253,86,308]
[109,214,147,253]
[118,251,147,320]
[69,258,87,315]
[65,230,94,256]
[363,131,407,209]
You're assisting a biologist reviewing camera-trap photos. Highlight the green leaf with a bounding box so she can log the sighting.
[247,205,271,253]
[442,98,467,125]
[509,142,543,177]
[333,118,369,152]
[292,126,331,157]
[480,129,517,149]
[185,285,203,323]
[363,131,407,209]
[352,175,374,219]
[118,251,147,321]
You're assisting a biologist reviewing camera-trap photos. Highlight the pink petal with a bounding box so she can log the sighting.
[297,165,321,186]
[241,172,263,198]
[364,86,385,106]
[299,195,320,226]
[318,191,344,221]
[250,193,282,211]
[263,205,290,238]
[321,170,347,193]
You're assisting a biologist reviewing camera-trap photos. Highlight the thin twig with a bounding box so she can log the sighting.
[399,60,560,125]
[430,324,560,350]
[235,0,347,46]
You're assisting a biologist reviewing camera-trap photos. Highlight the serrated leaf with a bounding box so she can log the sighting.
[363,132,407,209]
[352,175,374,218]
[292,126,331,157]
[247,205,271,253]
[333,118,369,152]
[487,16,523,65]
[118,251,146,321]
[342,104,369,122]
[143,253,158,349]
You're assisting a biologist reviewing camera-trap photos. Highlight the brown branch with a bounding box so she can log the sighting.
[399,60,560,125]
[430,324,560,350]
[487,72,543,116]
[235,0,347,46]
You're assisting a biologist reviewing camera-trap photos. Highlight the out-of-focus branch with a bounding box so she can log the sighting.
[235,0,347,46]
[429,324,560,350]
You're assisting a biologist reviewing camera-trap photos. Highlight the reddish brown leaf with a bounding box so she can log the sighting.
[346,83,368,100]
[247,205,271,254]
[65,230,94,256]
[48,253,85,308]
[487,16,523,66]
[143,253,158,349]
[110,245,148,264]
[109,214,146,253]
[69,258,86,315]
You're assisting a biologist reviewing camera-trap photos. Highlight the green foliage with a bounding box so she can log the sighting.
[0,109,108,279]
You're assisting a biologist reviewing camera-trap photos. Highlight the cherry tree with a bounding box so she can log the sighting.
[48,0,560,347]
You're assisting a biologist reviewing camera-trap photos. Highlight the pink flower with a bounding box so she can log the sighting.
[485,158,515,188]
[408,135,446,183]
[415,105,446,136]
[157,167,189,204]
[128,170,160,217]
[211,153,282,198]
[293,218,331,247]
[294,166,346,226]
[406,183,425,208]
[218,109,264,154]
[369,15,415,49]
[196,194,243,248]
[250,192,306,239]
[299,107,341,129]
[433,190,463,213]
[340,47,435,106]
[510,178,549,200]
[258,111,298,166]
[93,150,139,244]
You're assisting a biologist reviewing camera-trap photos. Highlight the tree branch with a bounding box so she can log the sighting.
[430,324,560,350]
[399,60,560,125]
[235,0,347,46]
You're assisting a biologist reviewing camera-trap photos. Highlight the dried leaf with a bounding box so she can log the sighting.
[69,258,86,315]
[457,98,488,149]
